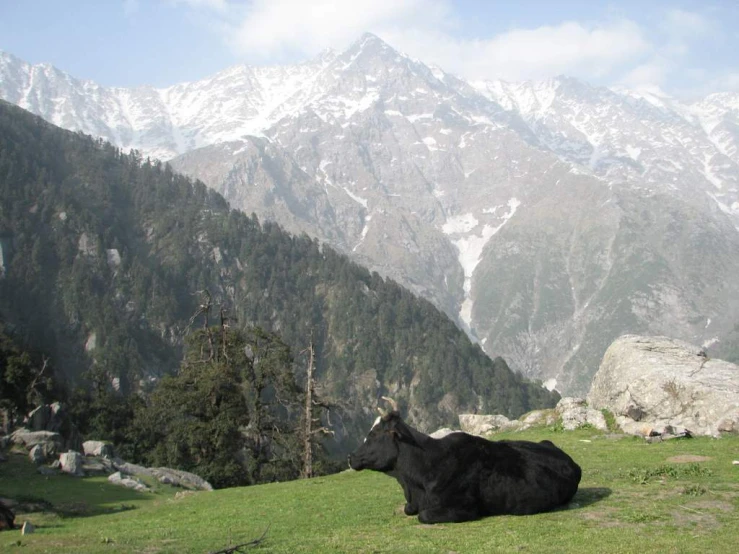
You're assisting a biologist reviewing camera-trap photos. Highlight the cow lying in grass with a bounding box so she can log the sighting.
[348,398,582,524]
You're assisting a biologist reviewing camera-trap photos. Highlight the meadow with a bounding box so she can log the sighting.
[1,427,738,553]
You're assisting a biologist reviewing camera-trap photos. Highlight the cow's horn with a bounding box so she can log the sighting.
[381,396,399,413]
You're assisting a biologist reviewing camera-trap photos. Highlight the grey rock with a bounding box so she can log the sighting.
[21,520,34,535]
[82,440,114,458]
[519,409,558,428]
[429,428,462,439]
[82,456,115,475]
[111,460,213,491]
[59,451,84,476]
[37,466,58,476]
[588,335,739,436]
[29,444,47,464]
[458,414,523,436]
[555,397,608,432]
[108,472,150,492]
[24,403,83,452]
[150,468,213,491]
[11,429,62,453]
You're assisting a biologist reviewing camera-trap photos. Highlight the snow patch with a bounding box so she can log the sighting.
[702,337,719,349]
[343,186,368,208]
[448,198,521,328]
[442,213,478,234]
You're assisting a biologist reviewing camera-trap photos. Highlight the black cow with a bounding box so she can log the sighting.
[348,398,582,524]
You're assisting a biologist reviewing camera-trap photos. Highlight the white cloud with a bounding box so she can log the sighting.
[167,1,733,96]
[227,0,451,61]
[383,20,650,83]
[620,57,672,89]
[219,2,652,84]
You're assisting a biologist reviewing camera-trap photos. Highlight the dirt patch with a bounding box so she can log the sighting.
[686,500,734,512]
[665,455,712,463]
[671,506,719,530]
[580,508,624,528]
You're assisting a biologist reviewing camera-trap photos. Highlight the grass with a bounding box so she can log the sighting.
[1,428,738,553]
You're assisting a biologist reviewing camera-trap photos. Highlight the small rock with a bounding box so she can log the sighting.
[29,444,46,465]
[60,451,85,476]
[83,440,115,458]
[108,471,150,492]
[21,521,34,535]
[37,466,58,476]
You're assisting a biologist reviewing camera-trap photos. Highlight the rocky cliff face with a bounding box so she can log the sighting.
[4,34,739,394]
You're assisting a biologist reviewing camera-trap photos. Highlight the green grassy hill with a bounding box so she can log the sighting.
[2,427,738,553]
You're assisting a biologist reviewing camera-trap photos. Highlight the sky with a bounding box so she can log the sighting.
[1,0,737,98]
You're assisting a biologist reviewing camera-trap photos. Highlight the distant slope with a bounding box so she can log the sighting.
[4,37,739,395]
[0,100,557,445]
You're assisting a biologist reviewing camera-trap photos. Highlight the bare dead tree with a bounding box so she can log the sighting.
[26,355,49,407]
[219,305,236,363]
[300,333,335,479]
[187,289,214,361]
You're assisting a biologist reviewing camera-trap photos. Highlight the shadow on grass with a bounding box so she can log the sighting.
[568,487,613,510]
[0,453,156,518]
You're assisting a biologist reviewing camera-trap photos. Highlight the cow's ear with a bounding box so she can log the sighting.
[391,424,419,447]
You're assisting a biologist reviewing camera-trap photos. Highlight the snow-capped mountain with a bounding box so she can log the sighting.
[3,33,739,394]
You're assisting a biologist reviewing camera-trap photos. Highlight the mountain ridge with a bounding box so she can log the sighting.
[3,34,739,394]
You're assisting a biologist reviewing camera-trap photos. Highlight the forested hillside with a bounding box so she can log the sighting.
[0,100,557,448]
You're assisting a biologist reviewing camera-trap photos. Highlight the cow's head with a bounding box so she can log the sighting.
[348,397,418,472]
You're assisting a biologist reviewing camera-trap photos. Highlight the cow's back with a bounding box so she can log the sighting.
[431,436,581,516]
[485,439,581,515]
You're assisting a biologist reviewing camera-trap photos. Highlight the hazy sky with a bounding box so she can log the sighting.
[1,0,737,98]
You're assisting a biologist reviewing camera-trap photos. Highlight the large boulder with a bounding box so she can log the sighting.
[10,429,63,455]
[587,335,739,436]
[111,461,213,491]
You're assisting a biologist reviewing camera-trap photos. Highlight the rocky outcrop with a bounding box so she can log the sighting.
[555,397,608,432]
[10,429,63,456]
[457,398,606,438]
[587,335,739,436]
[25,403,83,452]
[108,472,150,492]
[458,414,523,435]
